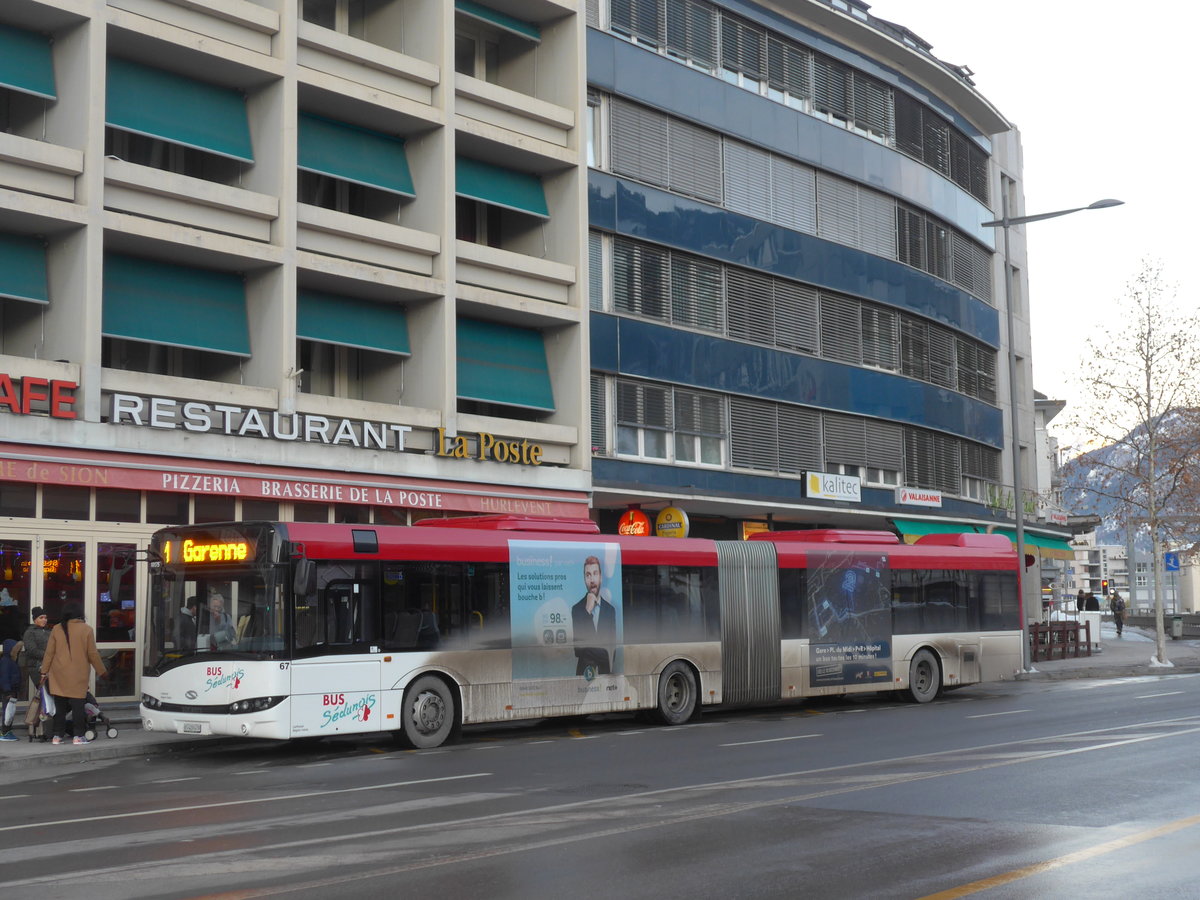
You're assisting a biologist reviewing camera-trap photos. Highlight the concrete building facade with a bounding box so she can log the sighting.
[0,0,591,698]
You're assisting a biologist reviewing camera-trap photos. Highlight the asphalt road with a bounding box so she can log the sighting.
[3,673,1200,899]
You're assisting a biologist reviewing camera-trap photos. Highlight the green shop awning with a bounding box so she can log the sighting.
[0,24,55,100]
[892,519,976,545]
[0,232,49,305]
[103,254,250,357]
[297,290,411,356]
[298,114,414,198]
[106,58,254,163]
[455,0,541,41]
[984,528,1075,561]
[457,317,554,412]
[456,157,549,219]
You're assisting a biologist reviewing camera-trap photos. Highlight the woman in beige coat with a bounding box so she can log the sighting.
[39,601,106,745]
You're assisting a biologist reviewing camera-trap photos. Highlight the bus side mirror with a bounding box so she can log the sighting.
[294,559,316,596]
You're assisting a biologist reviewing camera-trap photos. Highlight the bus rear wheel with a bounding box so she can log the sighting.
[656,661,698,725]
[398,675,456,749]
[907,649,941,703]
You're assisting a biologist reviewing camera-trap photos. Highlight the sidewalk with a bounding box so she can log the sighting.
[1022,622,1200,681]
[6,627,1200,771]
[0,703,230,773]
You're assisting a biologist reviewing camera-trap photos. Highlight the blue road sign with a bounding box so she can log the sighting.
[1165,552,1181,572]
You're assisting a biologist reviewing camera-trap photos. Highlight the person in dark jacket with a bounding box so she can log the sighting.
[1085,593,1100,611]
[21,607,50,698]
[0,638,21,740]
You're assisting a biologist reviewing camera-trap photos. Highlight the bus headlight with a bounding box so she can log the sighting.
[142,694,162,710]
[229,696,284,714]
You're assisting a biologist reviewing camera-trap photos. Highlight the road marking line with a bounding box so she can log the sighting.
[153,777,201,784]
[0,773,492,832]
[918,812,1200,899]
[296,763,332,768]
[0,794,30,800]
[1134,690,1185,699]
[966,709,1031,719]
[69,785,118,792]
[721,734,822,747]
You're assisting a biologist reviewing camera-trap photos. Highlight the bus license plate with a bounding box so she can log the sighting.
[182,722,202,734]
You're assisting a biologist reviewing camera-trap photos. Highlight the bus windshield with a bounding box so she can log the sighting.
[144,526,286,672]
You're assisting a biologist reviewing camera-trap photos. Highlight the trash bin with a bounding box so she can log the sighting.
[1171,616,1183,639]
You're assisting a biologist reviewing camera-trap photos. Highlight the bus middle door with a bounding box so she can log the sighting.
[291,579,382,737]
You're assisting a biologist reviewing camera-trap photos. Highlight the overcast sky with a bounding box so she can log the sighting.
[870,1,1198,450]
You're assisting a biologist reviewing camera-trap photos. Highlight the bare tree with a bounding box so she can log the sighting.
[1066,260,1200,663]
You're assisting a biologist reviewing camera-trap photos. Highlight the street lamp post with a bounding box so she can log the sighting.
[981,197,1123,671]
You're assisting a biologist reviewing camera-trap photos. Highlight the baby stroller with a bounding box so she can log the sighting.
[68,693,120,742]
[38,690,119,742]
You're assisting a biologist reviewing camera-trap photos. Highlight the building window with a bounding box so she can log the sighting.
[105,130,243,185]
[297,341,404,404]
[102,338,241,382]
[586,91,603,168]
[1136,575,1148,587]
[454,30,500,82]
[297,172,407,221]
[456,196,503,247]
[301,0,388,40]
[615,380,724,466]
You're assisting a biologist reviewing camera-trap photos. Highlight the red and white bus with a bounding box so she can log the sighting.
[139,516,1021,747]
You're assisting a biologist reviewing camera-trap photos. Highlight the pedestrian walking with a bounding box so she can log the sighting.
[39,602,106,745]
[1110,591,1126,637]
[1085,593,1100,611]
[1076,589,1086,615]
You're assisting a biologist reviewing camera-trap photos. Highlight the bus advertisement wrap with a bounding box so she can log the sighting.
[509,540,623,708]
[807,552,894,687]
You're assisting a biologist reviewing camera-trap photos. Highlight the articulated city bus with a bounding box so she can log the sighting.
[139,516,1021,747]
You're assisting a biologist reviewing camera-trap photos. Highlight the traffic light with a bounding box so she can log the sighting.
[1101,579,1109,594]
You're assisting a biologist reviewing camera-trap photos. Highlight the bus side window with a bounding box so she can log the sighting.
[779,568,806,639]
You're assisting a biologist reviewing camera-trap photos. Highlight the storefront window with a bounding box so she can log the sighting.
[0,540,31,649]
[97,543,137,643]
[43,486,90,520]
[146,491,190,524]
[96,488,141,523]
[43,541,85,623]
[0,483,35,517]
[293,502,328,522]
[241,499,279,520]
[374,506,407,526]
[95,649,135,698]
[195,495,235,523]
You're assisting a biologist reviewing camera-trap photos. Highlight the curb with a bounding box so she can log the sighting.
[0,733,241,773]
[1023,665,1200,682]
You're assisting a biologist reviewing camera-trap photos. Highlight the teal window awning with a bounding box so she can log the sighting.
[457,318,554,412]
[892,519,976,544]
[455,0,541,41]
[456,157,549,219]
[0,24,55,100]
[297,290,411,356]
[103,254,250,357]
[0,232,49,305]
[106,58,254,163]
[298,114,414,198]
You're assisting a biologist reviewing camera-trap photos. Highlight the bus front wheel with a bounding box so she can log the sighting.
[398,675,457,749]
[907,649,942,704]
[656,661,698,725]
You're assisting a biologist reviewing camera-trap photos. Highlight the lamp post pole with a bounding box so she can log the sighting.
[981,197,1122,671]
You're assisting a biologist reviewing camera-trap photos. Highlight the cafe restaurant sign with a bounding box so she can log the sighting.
[107,392,543,465]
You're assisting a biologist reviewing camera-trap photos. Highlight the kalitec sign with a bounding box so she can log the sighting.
[805,471,861,503]
[107,393,543,465]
